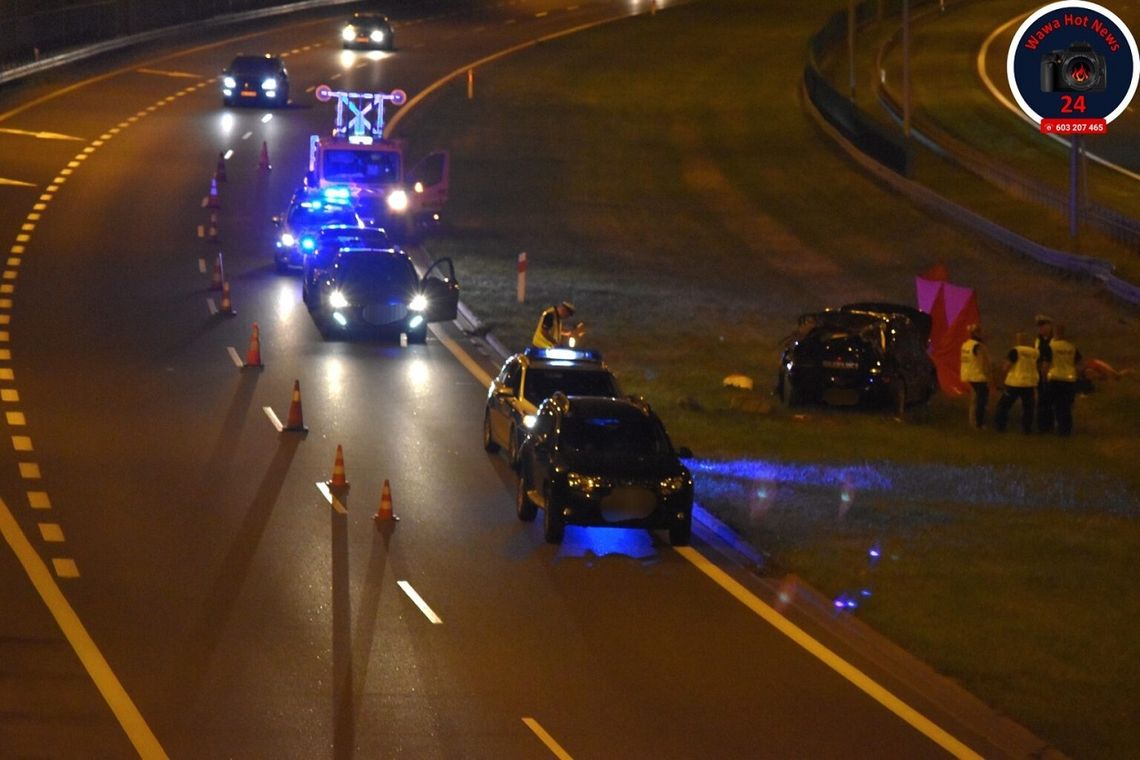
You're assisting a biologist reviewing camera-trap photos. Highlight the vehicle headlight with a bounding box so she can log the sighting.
[522,414,537,429]
[371,30,385,42]
[658,475,688,496]
[413,181,424,193]
[261,77,278,91]
[408,293,428,312]
[280,232,296,246]
[329,290,350,309]
[386,189,409,212]
[223,76,236,89]
[567,472,610,494]
[342,26,356,41]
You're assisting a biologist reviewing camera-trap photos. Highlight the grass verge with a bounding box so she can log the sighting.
[397,1,1140,755]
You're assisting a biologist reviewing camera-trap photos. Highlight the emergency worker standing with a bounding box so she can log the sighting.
[959,324,991,429]
[1034,314,1054,433]
[1046,322,1083,437]
[994,332,1041,434]
[532,301,576,348]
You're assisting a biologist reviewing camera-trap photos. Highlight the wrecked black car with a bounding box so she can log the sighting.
[776,302,937,412]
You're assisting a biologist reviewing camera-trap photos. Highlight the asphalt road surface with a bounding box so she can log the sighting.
[0,1,1013,757]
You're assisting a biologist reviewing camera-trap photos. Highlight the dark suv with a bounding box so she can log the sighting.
[515,394,694,546]
[302,247,457,342]
[483,348,621,468]
[777,302,937,412]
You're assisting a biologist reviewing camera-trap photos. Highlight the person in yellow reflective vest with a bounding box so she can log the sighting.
[532,301,581,348]
[1046,322,1084,437]
[994,332,1043,434]
[959,324,991,429]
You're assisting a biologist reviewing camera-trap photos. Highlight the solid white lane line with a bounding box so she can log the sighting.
[397,580,442,624]
[226,347,243,368]
[522,718,574,760]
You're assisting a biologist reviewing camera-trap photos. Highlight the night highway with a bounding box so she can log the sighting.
[0,2,1055,758]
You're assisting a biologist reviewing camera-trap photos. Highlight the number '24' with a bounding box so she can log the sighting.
[1060,95,1087,113]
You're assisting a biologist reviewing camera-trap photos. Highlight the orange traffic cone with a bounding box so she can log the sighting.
[206,210,220,242]
[374,479,398,522]
[243,322,263,368]
[258,141,271,171]
[210,251,224,290]
[206,177,220,208]
[283,379,307,432]
[215,151,227,183]
[328,444,349,488]
[219,280,235,316]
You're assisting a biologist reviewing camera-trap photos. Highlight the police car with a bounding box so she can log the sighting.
[302,246,458,342]
[271,187,362,272]
[483,348,621,468]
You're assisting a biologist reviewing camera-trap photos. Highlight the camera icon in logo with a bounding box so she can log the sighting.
[1041,42,1107,92]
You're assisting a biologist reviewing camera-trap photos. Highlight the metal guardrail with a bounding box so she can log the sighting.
[873,7,1140,254]
[803,0,1140,307]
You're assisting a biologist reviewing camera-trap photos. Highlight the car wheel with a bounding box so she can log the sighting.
[780,371,800,407]
[515,475,537,522]
[893,380,908,418]
[274,256,290,274]
[483,410,500,453]
[542,484,564,544]
[669,513,692,547]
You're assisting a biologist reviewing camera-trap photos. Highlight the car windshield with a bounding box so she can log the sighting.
[289,203,357,228]
[323,149,400,184]
[338,255,416,289]
[230,57,279,75]
[523,369,618,406]
[560,411,671,456]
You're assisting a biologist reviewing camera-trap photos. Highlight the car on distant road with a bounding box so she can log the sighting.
[341,13,395,50]
[272,187,362,272]
[221,54,289,107]
[515,393,694,546]
[776,302,937,413]
[302,246,457,342]
[483,348,621,468]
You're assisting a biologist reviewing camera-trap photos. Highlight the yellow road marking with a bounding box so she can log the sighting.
[522,717,574,759]
[52,557,80,578]
[431,328,492,387]
[675,547,982,759]
[38,522,64,542]
[0,498,168,757]
[0,127,83,141]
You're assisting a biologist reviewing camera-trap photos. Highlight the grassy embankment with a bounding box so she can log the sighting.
[396,2,1140,756]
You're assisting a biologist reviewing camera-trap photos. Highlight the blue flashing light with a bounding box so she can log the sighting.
[408,315,424,329]
[524,347,602,362]
[323,186,352,203]
[300,236,317,252]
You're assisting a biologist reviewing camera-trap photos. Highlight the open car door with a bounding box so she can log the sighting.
[408,151,449,215]
[420,257,458,322]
